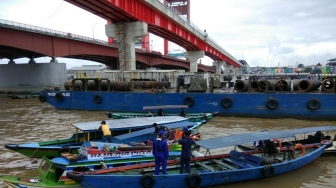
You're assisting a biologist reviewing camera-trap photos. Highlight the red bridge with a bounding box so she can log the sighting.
[0,19,215,72]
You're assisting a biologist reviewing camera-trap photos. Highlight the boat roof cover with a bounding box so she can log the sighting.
[72,116,188,131]
[143,105,189,110]
[114,121,196,141]
[197,126,336,150]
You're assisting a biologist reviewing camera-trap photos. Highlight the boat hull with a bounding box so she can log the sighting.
[78,145,326,188]
[41,91,336,119]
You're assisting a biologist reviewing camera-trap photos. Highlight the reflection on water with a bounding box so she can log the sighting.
[0,94,336,188]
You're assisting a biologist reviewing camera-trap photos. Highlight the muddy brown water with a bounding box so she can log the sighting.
[0,94,335,188]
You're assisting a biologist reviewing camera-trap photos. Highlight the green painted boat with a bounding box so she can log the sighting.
[0,126,202,188]
[4,116,197,158]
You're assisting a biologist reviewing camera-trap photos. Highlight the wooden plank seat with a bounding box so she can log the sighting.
[212,159,237,170]
[222,150,262,168]
[195,162,215,172]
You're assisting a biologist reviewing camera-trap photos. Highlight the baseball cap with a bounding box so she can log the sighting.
[158,130,165,136]
[182,126,188,132]
[101,120,106,124]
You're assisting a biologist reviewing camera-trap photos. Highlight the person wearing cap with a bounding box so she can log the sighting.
[153,123,169,138]
[175,130,199,174]
[179,108,187,117]
[153,130,169,175]
[97,120,113,143]
[175,126,189,140]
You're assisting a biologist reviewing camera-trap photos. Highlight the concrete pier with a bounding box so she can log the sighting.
[105,22,148,71]
[184,51,204,72]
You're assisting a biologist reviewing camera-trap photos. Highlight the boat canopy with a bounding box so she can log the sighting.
[143,105,189,110]
[197,126,336,150]
[114,121,196,141]
[71,116,188,131]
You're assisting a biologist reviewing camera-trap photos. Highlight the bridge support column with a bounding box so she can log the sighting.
[105,22,148,71]
[215,61,225,74]
[28,57,36,64]
[50,57,58,63]
[225,64,234,75]
[8,58,15,64]
[184,51,204,72]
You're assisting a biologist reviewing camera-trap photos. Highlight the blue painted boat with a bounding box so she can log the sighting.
[4,116,202,158]
[39,84,336,120]
[66,126,336,188]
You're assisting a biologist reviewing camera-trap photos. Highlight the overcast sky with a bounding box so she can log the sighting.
[0,0,335,68]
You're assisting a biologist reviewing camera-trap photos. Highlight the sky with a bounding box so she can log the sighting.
[0,0,335,69]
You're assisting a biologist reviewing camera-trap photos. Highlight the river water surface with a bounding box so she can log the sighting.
[0,94,335,188]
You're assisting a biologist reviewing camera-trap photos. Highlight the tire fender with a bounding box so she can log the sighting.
[266,98,278,110]
[184,96,195,107]
[307,99,320,110]
[93,94,102,104]
[185,173,202,188]
[262,165,274,178]
[39,95,46,103]
[66,171,83,182]
[140,173,155,188]
[221,97,232,108]
[55,92,63,101]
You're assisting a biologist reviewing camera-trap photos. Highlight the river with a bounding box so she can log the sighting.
[0,94,335,188]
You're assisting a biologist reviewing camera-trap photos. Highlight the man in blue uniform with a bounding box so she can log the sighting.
[153,130,169,175]
[175,131,199,174]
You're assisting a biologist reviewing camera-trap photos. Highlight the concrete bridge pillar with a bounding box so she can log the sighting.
[105,22,148,71]
[8,58,15,64]
[50,57,58,63]
[28,57,36,64]
[226,64,234,74]
[184,51,204,72]
[216,61,225,74]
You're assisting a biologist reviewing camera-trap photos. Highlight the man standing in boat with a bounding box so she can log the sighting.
[179,108,187,117]
[175,130,199,174]
[97,120,113,143]
[153,123,170,138]
[153,130,169,175]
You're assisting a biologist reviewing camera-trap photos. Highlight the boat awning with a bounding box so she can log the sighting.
[197,126,336,150]
[71,116,188,131]
[143,105,189,110]
[114,121,196,141]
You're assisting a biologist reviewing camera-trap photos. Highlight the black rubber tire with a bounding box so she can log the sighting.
[55,92,63,101]
[266,98,278,110]
[307,98,320,110]
[140,173,155,188]
[221,97,232,108]
[262,165,275,178]
[185,174,202,188]
[66,171,83,181]
[93,94,102,104]
[184,96,195,107]
[39,95,46,103]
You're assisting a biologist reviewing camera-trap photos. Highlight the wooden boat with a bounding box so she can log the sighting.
[105,105,218,122]
[4,116,202,158]
[0,131,202,188]
[65,126,336,188]
[237,131,336,157]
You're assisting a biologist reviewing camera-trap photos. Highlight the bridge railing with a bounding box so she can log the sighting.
[156,0,239,64]
[0,19,118,47]
[0,19,166,55]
